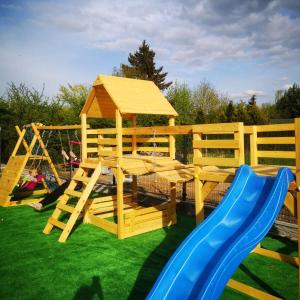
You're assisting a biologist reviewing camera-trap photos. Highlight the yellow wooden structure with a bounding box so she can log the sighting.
[43,75,195,242]
[0,123,83,207]
[193,120,299,299]
[41,74,300,297]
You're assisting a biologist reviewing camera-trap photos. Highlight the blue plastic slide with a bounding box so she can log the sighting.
[147,164,294,300]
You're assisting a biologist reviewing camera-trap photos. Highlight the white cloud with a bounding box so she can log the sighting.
[244,90,265,96]
[283,84,293,89]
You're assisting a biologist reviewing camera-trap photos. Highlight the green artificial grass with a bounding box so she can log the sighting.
[0,205,298,300]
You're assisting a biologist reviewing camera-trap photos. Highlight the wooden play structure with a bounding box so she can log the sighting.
[40,75,300,298]
[44,75,194,242]
[0,123,82,207]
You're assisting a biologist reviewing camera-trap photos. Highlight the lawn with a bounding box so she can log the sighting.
[0,205,298,300]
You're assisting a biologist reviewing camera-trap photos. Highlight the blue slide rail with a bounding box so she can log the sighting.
[147,164,294,300]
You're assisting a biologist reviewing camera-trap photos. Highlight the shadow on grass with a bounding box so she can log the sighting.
[73,276,103,300]
[239,264,282,298]
[127,214,194,299]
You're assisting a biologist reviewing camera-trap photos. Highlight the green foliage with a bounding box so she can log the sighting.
[276,83,300,118]
[117,40,172,90]
[192,80,229,123]
[246,95,267,125]
[167,82,194,125]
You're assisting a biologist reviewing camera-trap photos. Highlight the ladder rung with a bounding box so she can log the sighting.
[65,189,82,198]
[48,217,66,230]
[80,162,98,169]
[57,203,75,214]
[73,175,90,183]
[29,155,48,160]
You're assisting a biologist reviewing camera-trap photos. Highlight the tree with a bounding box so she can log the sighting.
[276,83,300,118]
[225,101,236,122]
[246,95,267,125]
[119,40,172,90]
[192,80,229,123]
[167,82,194,125]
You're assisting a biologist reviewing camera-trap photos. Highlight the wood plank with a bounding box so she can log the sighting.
[193,122,241,133]
[87,147,98,153]
[48,217,66,230]
[227,279,280,300]
[123,125,193,136]
[87,213,117,234]
[86,138,98,144]
[80,162,98,169]
[257,136,295,145]
[194,157,240,167]
[98,138,117,145]
[193,139,239,149]
[136,147,169,153]
[36,124,83,130]
[255,123,294,132]
[136,137,169,143]
[253,245,298,266]
[72,175,90,183]
[57,203,75,214]
[257,150,295,159]
[99,150,117,157]
[65,189,82,198]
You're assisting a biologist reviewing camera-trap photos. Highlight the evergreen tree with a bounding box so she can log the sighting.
[195,108,206,124]
[276,83,300,118]
[120,40,172,90]
[225,101,236,122]
[247,95,267,125]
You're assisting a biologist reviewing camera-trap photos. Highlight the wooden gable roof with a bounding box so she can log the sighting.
[80,75,178,118]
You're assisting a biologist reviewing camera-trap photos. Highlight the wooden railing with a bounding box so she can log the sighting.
[245,122,296,166]
[193,122,244,168]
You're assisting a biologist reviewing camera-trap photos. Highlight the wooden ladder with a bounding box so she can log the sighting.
[43,161,102,242]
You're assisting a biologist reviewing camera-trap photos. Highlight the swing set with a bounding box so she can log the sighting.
[0,123,83,207]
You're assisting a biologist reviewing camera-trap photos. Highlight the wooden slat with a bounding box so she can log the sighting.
[95,128,117,134]
[136,137,169,143]
[123,125,193,135]
[65,189,82,198]
[193,139,239,149]
[87,213,117,234]
[80,162,98,169]
[87,147,98,153]
[227,279,280,300]
[72,175,90,183]
[255,123,294,132]
[99,150,117,157]
[36,124,83,130]
[86,138,98,144]
[256,137,295,144]
[136,147,169,152]
[194,157,240,167]
[98,138,117,145]
[257,151,295,159]
[193,123,241,133]
[57,203,75,214]
[48,217,66,230]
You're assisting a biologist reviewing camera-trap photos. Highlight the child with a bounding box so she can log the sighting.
[20,169,45,190]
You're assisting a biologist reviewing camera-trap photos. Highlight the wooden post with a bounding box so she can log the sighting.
[235,122,245,165]
[116,110,124,239]
[132,115,137,157]
[169,116,176,159]
[12,127,27,157]
[249,125,258,166]
[193,130,204,224]
[81,113,87,161]
[294,118,300,294]
[170,182,177,224]
[15,126,30,153]
[31,123,62,186]
[131,115,138,201]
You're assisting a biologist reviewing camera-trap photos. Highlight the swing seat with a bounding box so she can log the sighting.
[70,140,81,145]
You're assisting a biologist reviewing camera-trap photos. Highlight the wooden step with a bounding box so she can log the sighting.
[73,175,91,183]
[65,189,82,198]
[48,217,66,230]
[57,203,75,214]
[80,162,98,169]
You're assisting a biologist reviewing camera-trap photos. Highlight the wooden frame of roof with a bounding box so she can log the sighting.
[80,75,178,119]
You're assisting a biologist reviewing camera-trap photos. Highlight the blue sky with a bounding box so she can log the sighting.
[0,0,299,104]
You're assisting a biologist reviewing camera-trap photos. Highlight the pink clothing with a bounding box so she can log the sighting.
[21,174,45,190]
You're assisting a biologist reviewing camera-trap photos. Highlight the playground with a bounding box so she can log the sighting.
[0,75,299,299]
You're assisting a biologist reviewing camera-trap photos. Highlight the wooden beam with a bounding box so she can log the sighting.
[81,113,87,160]
[227,279,281,300]
[169,117,175,159]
